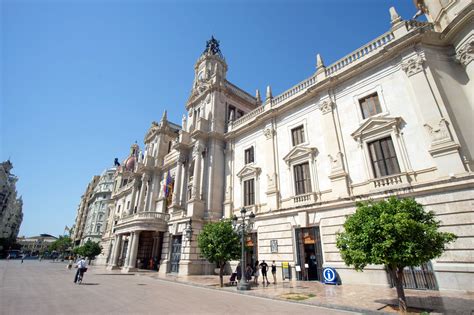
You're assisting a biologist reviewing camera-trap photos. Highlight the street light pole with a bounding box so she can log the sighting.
[233,207,255,291]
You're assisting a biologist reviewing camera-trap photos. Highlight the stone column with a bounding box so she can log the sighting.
[123,234,133,268]
[263,124,279,211]
[107,234,122,270]
[172,155,185,207]
[319,100,349,199]
[402,52,465,176]
[128,231,140,270]
[137,173,149,212]
[192,144,203,200]
[129,183,139,214]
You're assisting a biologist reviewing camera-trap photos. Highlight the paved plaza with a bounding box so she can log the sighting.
[0,260,353,315]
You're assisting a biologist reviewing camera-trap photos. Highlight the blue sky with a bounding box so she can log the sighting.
[1,0,419,237]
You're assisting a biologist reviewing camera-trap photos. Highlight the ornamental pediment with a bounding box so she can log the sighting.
[283,146,317,164]
[351,117,402,140]
[237,165,261,179]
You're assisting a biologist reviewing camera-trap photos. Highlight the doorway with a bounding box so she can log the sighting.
[245,233,258,268]
[170,235,182,273]
[295,227,323,281]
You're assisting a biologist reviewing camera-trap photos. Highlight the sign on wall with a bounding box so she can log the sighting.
[270,239,278,253]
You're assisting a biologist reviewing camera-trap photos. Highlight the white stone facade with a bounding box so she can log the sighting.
[97,3,473,291]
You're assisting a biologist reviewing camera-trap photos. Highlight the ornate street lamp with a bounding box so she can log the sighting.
[232,207,255,291]
[184,219,193,241]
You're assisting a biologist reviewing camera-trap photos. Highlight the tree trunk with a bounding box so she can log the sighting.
[389,266,407,313]
[219,262,225,287]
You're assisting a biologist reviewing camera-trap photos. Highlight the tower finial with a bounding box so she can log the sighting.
[316,53,325,69]
[161,110,168,122]
[203,36,223,58]
[256,89,262,104]
[266,85,272,101]
[389,7,402,25]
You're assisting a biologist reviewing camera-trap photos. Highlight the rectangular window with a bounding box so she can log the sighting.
[291,125,305,146]
[359,93,382,119]
[243,179,255,206]
[127,201,130,209]
[237,110,244,119]
[188,161,195,181]
[293,162,312,195]
[244,147,254,164]
[228,105,236,122]
[368,137,401,178]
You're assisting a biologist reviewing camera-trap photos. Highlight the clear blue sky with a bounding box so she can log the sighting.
[1,0,419,237]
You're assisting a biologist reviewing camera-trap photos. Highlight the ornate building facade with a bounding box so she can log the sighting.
[81,167,116,245]
[99,1,473,291]
[0,161,23,244]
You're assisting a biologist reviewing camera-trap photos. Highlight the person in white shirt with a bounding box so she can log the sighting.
[74,257,87,283]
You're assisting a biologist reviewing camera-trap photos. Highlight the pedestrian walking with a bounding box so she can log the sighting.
[245,264,253,282]
[21,254,24,263]
[236,262,242,281]
[260,260,270,285]
[271,260,277,284]
[253,260,260,284]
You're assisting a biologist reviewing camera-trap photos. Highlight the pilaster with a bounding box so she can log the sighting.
[319,100,349,199]
[401,52,465,176]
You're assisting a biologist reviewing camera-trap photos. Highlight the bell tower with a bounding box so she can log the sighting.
[192,36,227,91]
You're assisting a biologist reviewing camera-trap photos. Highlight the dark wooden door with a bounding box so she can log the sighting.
[170,236,182,273]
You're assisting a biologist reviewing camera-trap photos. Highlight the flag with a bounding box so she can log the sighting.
[163,171,172,197]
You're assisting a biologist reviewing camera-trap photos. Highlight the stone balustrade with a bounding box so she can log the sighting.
[231,105,265,128]
[372,173,404,188]
[118,211,169,225]
[227,21,433,134]
[325,31,395,76]
[272,75,318,107]
[293,192,317,205]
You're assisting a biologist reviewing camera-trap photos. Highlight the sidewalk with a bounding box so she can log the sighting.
[94,267,473,314]
[144,272,473,314]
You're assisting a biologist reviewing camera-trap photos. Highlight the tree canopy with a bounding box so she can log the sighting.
[49,236,72,254]
[74,240,102,261]
[336,197,456,312]
[197,219,241,287]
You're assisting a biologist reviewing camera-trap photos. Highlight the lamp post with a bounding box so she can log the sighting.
[232,207,255,291]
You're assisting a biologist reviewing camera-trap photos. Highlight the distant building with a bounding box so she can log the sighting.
[17,234,57,255]
[82,167,115,244]
[72,167,115,247]
[0,161,23,246]
[72,175,100,245]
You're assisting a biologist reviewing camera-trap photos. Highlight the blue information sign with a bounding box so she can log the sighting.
[323,267,338,285]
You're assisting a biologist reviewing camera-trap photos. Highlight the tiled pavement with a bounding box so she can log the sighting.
[136,271,474,314]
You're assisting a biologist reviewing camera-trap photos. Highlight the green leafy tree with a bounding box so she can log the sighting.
[197,220,241,287]
[49,236,72,255]
[336,197,456,313]
[74,240,102,263]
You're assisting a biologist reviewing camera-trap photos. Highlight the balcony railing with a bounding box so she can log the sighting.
[118,211,169,225]
[372,173,405,188]
[293,192,317,205]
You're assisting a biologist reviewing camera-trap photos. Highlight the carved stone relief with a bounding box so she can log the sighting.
[328,152,344,173]
[319,100,334,114]
[456,40,473,67]
[401,54,425,76]
[424,118,452,143]
[263,127,275,139]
